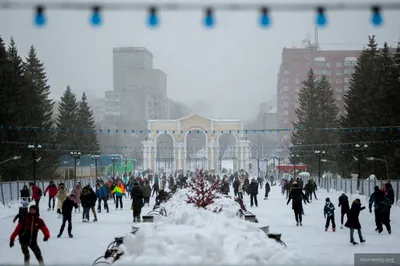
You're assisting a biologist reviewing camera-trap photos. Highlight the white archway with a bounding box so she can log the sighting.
[216,133,239,172]
[184,127,208,172]
[153,132,176,173]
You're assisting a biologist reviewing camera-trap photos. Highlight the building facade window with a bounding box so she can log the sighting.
[344,61,357,67]
[336,79,342,84]
[336,95,342,101]
[336,70,342,75]
[344,77,350,83]
[344,85,350,91]
[283,78,289,83]
[295,78,300,84]
[283,86,288,91]
[336,62,343,67]
[284,70,289,74]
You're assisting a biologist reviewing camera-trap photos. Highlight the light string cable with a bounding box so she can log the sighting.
[1,139,399,154]
[1,124,400,134]
[0,2,391,27]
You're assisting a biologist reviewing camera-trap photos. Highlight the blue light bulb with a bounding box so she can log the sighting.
[259,14,270,28]
[371,12,383,26]
[316,13,327,27]
[204,10,214,28]
[148,14,159,28]
[91,12,102,27]
[34,13,46,27]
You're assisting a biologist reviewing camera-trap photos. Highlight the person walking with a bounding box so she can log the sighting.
[264,182,271,200]
[112,180,125,210]
[55,183,68,218]
[130,182,144,222]
[57,194,78,238]
[10,205,50,266]
[30,183,42,215]
[248,178,259,207]
[71,182,82,213]
[345,198,366,245]
[142,180,151,206]
[369,186,391,234]
[44,181,58,211]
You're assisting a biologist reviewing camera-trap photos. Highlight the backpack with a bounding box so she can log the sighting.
[38,187,43,197]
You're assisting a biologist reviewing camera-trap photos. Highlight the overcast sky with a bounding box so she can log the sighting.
[1,0,399,120]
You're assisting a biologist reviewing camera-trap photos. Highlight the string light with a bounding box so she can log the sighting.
[371,6,383,27]
[316,7,327,27]
[259,7,271,28]
[34,5,46,27]
[204,7,214,28]
[90,6,102,27]
[147,6,159,28]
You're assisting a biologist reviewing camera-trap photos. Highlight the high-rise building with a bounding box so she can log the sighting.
[277,46,362,146]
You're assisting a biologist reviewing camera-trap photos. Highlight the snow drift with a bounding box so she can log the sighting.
[115,188,316,265]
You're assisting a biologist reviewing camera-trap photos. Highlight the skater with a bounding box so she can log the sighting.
[10,205,50,266]
[287,181,309,226]
[13,199,29,223]
[20,185,30,202]
[345,198,366,245]
[304,180,316,202]
[324,198,336,232]
[71,182,82,212]
[96,183,109,213]
[233,177,240,197]
[248,178,259,207]
[130,182,144,222]
[57,194,78,238]
[30,183,42,215]
[112,180,125,210]
[88,185,98,222]
[264,182,271,200]
[238,179,244,200]
[338,193,350,229]
[369,186,391,234]
[55,183,68,218]
[44,181,57,211]
[80,186,92,222]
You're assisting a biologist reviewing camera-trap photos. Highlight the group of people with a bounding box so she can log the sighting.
[285,177,395,245]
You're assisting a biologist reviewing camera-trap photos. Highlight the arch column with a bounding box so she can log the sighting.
[209,140,215,170]
[142,140,153,171]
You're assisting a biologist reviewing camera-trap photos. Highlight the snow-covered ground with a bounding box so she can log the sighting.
[0,184,398,265]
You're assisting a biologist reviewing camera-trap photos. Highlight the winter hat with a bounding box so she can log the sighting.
[29,205,38,211]
[374,186,380,192]
[325,197,330,202]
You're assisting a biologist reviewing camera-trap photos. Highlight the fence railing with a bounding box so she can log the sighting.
[302,177,400,205]
[0,177,98,206]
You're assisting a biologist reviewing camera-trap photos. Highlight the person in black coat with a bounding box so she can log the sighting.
[345,198,366,245]
[324,198,336,231]
[130,183,144,222]
[20,185,30,202]
[287,181,309,226]
[232,178,240,197]
[369,186,391,234]
[338,193,350,229]
[264,182,271,200]
[57,194,78,238]
[248,179,259,207]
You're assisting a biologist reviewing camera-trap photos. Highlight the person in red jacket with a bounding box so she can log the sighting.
[10,205,50,266]
[30,182,42,215]
[44,181,58,211]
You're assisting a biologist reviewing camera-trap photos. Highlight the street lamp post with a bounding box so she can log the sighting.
[354,144,368,190]
[70,151,81,183]
[28,143,42,183]
[366,157,389,180]
[123,158,129,176]
[111,157,118,178]
[277,156,283,180]
[315,150,326,184]
[91,155,100,179]
[290,154,299,178]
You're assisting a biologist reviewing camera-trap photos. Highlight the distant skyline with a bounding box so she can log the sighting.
[1,0,399,120]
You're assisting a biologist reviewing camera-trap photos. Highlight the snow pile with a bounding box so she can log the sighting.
[116,188,316,265]
[0,201,20,219]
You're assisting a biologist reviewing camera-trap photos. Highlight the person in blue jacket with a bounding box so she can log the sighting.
[96,183,109,213]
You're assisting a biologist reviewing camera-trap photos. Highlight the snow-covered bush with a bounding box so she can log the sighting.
[186,169,221,208]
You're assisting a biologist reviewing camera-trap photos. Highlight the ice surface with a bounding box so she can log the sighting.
[0,184,398,265]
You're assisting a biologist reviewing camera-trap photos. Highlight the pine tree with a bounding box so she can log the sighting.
[23,45,59,179]
[186,169,221,208]
[56,86,79,148]
[76,92,100,153]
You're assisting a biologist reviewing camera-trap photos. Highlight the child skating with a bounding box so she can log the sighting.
[324,198,336,232]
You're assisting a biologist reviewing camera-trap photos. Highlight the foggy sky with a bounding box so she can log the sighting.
[1,0,399,121]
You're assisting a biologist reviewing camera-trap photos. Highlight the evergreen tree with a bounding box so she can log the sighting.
[340,36,380,178]
[76,92,100,153]
[24,45,59,179]
[56,86,79,148]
